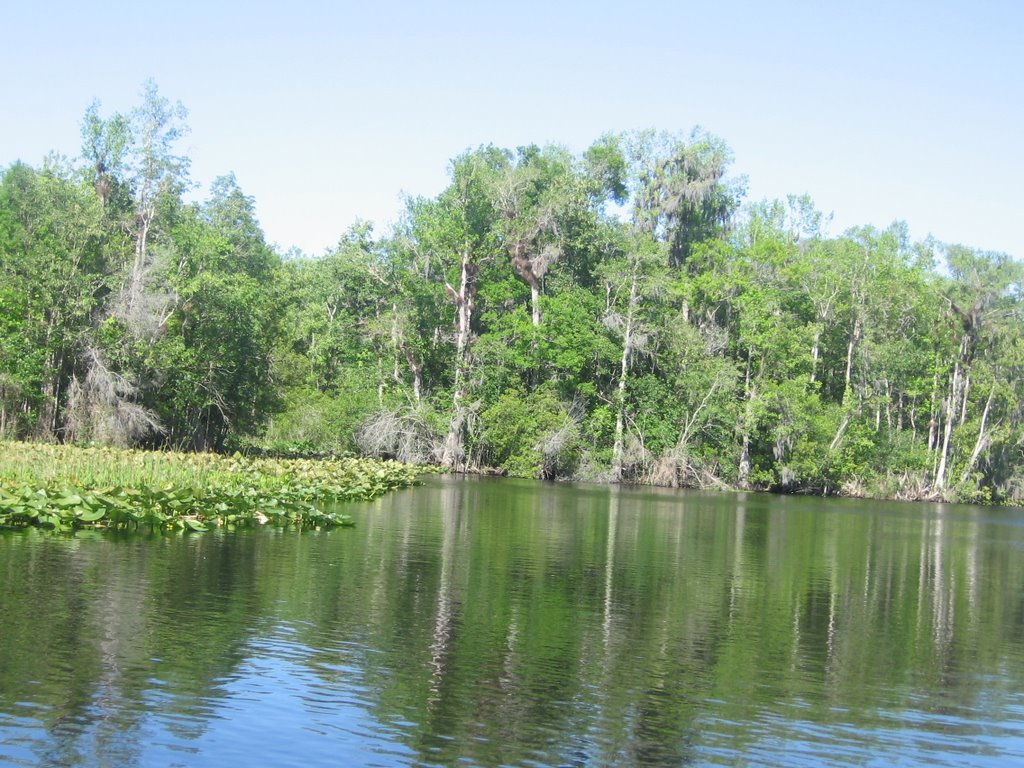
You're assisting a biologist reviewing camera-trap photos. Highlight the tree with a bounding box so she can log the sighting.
[598,230,668,481]
[84,79,191,336]
[0,159,107,440]
[627,129,741,270]
[933,245,1023,495]
[491,145,581,327]
[146,175,284,450]
[408,148,506,470]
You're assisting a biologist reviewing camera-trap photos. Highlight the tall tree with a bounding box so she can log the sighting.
[83,79,191,336]
[409,148,506,470]
[491,145,579,327]
[934,245,1023,494]
[0,160,107,440]
[598,230,668,481]
[152,175,282,450]
[627,129,741,270]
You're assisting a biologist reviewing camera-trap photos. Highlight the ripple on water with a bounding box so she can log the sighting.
[3,481,1024,767]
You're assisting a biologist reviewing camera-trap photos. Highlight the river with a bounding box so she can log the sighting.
[1,475,1022,766]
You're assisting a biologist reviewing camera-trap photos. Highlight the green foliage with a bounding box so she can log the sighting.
[1,85,1020,503]
[0,441,422,531]
[263,377,383,455]
[480,386,580,478]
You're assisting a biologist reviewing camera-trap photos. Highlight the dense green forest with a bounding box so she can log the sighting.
[1,83,1021,503]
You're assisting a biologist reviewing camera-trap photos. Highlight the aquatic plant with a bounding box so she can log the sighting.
[0,441,423,531]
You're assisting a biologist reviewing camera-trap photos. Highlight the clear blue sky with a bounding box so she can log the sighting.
[2,0,1021,257]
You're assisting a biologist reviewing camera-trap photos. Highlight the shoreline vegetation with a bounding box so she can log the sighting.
[0,441,422,532]
[1,81,1021,506]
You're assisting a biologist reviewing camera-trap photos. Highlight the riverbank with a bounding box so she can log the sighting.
[0,441,423,531]
[452,460,1002,506]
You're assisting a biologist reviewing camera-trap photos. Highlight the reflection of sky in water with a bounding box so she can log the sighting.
[0,476,1022,767]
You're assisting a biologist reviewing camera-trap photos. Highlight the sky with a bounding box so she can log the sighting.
[2,0,1021,258]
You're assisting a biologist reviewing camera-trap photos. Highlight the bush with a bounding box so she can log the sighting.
[479,386,581,478]
[262,379,379,454]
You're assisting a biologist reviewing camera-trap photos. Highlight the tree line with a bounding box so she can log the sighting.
[1,82,1021,502]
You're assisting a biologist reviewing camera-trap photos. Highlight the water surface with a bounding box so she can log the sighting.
[1,476,1022,766]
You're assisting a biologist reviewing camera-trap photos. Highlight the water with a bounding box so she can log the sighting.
[1,475,1022,766]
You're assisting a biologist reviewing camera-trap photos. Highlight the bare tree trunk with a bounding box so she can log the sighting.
[829,411,852,454]
[804,285,836,385]
[442,401,465,471]
[936,328,979,494]
[127,208,153,317]
[406,351,423,403]
[611,271,637,482]
[810,329,821,384]
[927,369,940,453]
[960,385,995,486]
[959,373,971,426]
[935,361,962,493]
[844,316,860,395]
[678,371,726,449]
[738,433,751,489]
[442,248,475,470]
[884,379,893,432]
[376,303,386,405]
[390,305,402,387]
[737,356,754,489]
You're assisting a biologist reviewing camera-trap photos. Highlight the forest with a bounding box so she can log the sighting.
[1,83,1021,503]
